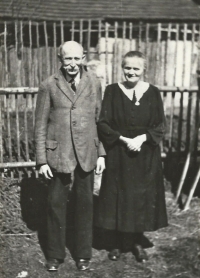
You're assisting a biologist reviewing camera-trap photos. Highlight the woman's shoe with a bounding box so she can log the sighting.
[108,249,121,261]
[132,244,148,262]
[76,259,90,271]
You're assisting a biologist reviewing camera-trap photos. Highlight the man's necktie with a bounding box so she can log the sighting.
[70,78,76,93]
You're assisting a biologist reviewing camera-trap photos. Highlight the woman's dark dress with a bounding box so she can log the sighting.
[96,83,168,233]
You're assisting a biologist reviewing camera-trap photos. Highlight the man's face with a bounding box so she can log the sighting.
[60,45,85,76]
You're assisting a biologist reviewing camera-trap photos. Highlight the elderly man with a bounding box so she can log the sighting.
[35,41,105,271]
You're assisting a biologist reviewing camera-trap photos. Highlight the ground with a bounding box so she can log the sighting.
[0,179,200,278]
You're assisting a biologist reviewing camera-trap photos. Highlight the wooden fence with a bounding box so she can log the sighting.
[0,86,199,178]
[0,20,199,88]
[0,19,200,177]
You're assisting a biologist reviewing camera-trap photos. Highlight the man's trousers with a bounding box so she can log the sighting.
[46,164,94,260]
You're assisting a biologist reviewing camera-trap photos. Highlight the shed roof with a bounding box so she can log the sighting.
[0,0,200,21]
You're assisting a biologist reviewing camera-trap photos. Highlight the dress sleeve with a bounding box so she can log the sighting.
[97,85,121,146]
[146,87,166,146]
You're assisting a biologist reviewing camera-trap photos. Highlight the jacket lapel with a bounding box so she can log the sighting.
[74,69,89,103]
[55,69,75,103]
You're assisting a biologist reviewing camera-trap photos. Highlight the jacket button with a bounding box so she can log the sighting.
[73,121,76,126]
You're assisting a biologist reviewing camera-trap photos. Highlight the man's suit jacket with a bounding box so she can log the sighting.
[34,68,106,173]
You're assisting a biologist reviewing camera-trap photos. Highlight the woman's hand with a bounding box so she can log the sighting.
[119,134,147,152]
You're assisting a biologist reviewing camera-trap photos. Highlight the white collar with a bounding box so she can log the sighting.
[65,71,81,85]
[118,81,149,104]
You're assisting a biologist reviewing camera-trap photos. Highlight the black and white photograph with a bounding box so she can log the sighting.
[0,1,200,277]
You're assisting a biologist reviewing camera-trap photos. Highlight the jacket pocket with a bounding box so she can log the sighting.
[94,137,99,147]
[46,140,58,150]
[46,140,59,170]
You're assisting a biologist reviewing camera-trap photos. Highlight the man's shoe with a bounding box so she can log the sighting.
[108,249,121,261]
[46,258,61,271]
[76,259,90,271]
[132,244,148,262]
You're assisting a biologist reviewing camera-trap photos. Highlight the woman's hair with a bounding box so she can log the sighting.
[121,51,146,69]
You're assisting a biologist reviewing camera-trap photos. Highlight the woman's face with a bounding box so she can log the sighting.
[123,56,144,85]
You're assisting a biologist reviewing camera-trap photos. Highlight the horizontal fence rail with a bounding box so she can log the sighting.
[0,86,199,179]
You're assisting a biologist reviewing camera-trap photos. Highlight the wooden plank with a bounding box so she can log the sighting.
[105,22,109,85]
[36,22,41,84]
[29,21,32,87]
[138,21,142,51]
[168,91,175,150]
[87,20,91,61]
[24,94,29,161]
[79,19,83,45]
[156,23,161,85]
[20,21,25,86]
[15,21,18,52]
[164,23,171,86]
[98,20,102,42]
[0,95,3,162]
[32,93,35,127]
[173,24,179,86]
[44,21,50,77]
[177,92,183,155]
[71,21,75,40]
[15,94,20,161]
[53,22,57,73]
[122,21,126,55]
[113,21,118,83]
[129,22,133,50]
[185,92,192,153]
[145,23,150,81]
[4,21,8,86]
[60,20,64,43]
[0,161,36,168]
[182,24,187,86]
[6,94,12,162]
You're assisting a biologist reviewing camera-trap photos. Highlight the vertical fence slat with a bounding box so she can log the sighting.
[190,24,196,86]
[173,24,179,86]
[60,20,64,43]
[36,22,41,84]
[164,23,171,86]
[168,91,175,150]
[138,21,142,51]
[6,95,12,162]
[20,21,25,86]
[182,23,187,86]
[71,21,75,40]
[177,92,184,155]
[29,21,32,87]
[24,94,29,162]
[4,21,8,86]
[53,22,57,73]
[113,21,118,83]
[122,21,126,55]
[87,20,91,61]
[156,23,161,85]
[0,95,3,163]
[79,20,83,45]
[145,23,149,81]
[44,21,50,77]
[129,22,133,50]
[15,21,18,52]
[15,94,20,161]
[105,22,109,85]
[185,92,192,153]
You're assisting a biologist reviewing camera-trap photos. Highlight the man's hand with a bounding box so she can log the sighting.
[120,134,147,152]
[95,157,106,175]
[39,164,53,179]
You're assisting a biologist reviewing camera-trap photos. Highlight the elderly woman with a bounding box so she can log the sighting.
[95,51,168,262]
